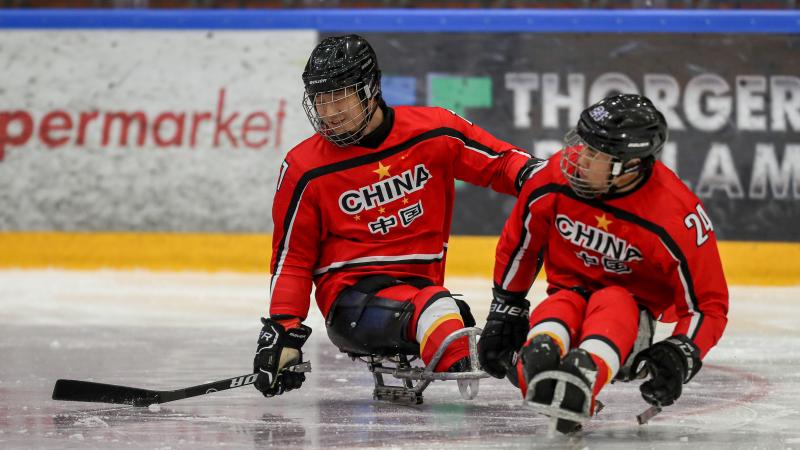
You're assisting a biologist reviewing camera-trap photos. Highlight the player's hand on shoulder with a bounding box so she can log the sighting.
[253,317,312,397]
[514,157,548,192]
[478,288,531,380]
[633,334,702,406]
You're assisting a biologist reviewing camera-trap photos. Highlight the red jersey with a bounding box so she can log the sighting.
[495,152,729,359]
[269,106,530,319]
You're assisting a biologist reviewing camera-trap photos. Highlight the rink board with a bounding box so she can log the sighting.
[0,232,797,285]
[1,11,798,239]
[0,29,315,233]
[1,11,798,285]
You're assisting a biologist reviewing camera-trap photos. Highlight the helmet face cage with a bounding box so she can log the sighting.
[302,79,379,147]
[560,128,627,198]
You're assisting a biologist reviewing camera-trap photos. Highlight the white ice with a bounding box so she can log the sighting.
[1,270,799,449]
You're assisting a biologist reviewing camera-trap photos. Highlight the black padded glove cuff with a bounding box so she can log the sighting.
[664,335,702,383]
[283,325,312,349]
[259,317,311,350]
[488,288,530,322]
[515,157,546,192]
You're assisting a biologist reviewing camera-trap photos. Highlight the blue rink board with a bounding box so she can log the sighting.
[0,9,799,33]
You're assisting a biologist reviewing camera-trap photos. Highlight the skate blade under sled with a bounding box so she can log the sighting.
[523,370,599,434]
[360,327,489,404]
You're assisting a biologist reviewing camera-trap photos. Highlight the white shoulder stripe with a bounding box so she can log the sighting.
[509,148,532,158]
[444,135,501,159]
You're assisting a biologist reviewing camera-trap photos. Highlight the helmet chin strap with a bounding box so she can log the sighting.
[604,159,645,196]
[611,161,624,177]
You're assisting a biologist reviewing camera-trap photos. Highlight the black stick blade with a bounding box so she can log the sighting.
[52,379,160,406]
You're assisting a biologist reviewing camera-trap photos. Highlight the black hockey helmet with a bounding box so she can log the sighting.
[576,94,667,163]
[561,94,668,198]
[301,35,382,146]
[302,34,381,97]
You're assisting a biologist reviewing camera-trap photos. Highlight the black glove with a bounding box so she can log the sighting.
[633,334,702,407]
[515,157,547,192]
[253,317,312,397]
[478,288,530,379]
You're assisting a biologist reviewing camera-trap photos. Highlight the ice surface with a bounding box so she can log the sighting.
[1,270,799,449]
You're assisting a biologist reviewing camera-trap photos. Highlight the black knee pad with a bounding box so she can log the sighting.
[453,298,476,327]
[326,287,419,356]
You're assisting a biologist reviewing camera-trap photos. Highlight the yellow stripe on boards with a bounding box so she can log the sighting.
[445,236,800,286]
[715,241,800,286]
[0,232,272,272]
[0,233,798,285]
[419,313,464,357]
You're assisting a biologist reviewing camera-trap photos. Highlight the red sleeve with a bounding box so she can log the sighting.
[268,156,321,320]
[493,165,554,294]
[664,201,729,359]
[437,108,530,196]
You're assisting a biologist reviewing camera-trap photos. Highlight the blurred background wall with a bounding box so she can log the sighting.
[0,5,798,284]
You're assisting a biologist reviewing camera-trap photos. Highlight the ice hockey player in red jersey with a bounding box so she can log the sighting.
[253,34,538,398]
[477,94,728,432]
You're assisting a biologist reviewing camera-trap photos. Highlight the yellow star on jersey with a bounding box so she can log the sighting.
[402,197,410,205]
[373,161,391,180]
[595,214,613,231]
[378,207,386,214]
[354,215,361,222]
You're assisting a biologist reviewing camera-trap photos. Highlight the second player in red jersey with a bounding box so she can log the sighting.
[478,94,728,433]
[252,35,537,398]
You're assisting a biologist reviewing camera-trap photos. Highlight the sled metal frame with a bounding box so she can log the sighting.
[523,370,595,435]
[524,371,662,432]
[356,327,489,405]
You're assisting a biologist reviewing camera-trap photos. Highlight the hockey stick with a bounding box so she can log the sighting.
[636,405,662,424]
[52,361,311,406]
